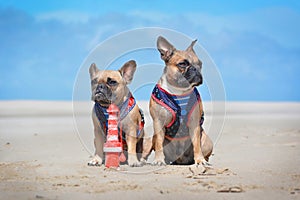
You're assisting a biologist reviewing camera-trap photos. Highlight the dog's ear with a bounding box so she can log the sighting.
[186,39,197,53]
[157,36,175,62]
[89,63,99,79]
[119,60,137,84]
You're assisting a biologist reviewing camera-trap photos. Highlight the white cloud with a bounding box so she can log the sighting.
[185,7,300,49]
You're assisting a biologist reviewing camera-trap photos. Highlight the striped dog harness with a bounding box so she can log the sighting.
[94,93,144,142]
[151,84,204,140]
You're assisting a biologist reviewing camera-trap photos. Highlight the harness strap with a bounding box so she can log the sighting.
[94,93,144,142]
[151,84,203,140]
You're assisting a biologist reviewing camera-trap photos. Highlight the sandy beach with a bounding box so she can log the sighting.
[0,101,300,200]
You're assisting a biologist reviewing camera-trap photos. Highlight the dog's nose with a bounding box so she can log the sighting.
[198,74,203,85]
[96,83,106,93]
[189,66,197,72]
[98,83,105,89]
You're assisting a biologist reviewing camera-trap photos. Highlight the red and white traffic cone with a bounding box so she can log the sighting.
[103,104,123,168]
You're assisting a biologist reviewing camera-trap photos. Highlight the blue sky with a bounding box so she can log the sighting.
[0,0,299,101]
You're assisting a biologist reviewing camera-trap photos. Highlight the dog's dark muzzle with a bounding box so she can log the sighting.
[184,66,203,86]
[94,83,112,102]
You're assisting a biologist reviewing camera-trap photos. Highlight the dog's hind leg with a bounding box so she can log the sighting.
[201,130,213,162]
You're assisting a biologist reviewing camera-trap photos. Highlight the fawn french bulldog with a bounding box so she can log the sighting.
[88,60,149,167]
[150,36,213,166]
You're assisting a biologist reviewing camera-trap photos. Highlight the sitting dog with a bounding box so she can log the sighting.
[149,36,213,166]
[88,60,148,167]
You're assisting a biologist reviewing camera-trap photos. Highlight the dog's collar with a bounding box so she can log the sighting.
[155,83,195,97]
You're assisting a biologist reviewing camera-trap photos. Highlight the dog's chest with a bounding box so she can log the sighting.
[94,94,144,140]
[151,84,203,140]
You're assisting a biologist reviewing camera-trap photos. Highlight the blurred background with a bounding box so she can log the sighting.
[0,0,299,101]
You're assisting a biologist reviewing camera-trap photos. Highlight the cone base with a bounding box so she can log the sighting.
[105,152,120,168]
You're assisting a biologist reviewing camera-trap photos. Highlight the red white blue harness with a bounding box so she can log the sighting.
[151,84,204,140]
[94,93,144,142]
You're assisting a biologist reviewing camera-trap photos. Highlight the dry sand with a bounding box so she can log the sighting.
[0,101,300,200]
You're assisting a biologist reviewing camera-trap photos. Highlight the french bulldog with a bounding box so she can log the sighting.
[149,36,213,166]
[88,60,149,167]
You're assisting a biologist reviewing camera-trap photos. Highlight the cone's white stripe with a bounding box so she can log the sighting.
[107,135,118,141]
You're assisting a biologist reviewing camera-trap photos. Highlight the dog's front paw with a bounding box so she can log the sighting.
[152,151,166,166]
[152,159,166,166]
[139,157,148,166]
[87,155,103,167]
[189,163,206,175]
[195,158,212,168]
[128,155,143,167]
[129,161,143,167]
[201,160,212,168]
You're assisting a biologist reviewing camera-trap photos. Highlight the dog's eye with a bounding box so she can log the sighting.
[107,78,118,86]
[177,60,190,69]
